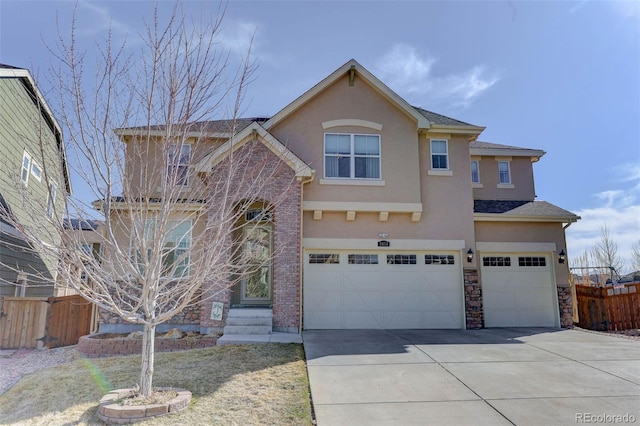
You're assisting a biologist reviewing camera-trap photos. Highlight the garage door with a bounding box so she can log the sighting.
[303,250,463,329]
[481,253,558,327]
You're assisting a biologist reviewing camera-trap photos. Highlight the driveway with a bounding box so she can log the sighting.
[303,328,640,425]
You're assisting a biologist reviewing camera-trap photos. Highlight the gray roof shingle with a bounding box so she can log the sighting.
[474,200,579,219]
[413,107,476,126]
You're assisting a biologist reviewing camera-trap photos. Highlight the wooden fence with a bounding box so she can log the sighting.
[0,294,94,349]
[0,297,48,349]
[575,283,640,331]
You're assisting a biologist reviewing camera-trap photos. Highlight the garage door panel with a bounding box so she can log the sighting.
[344,311,384,329]
[481,253,557,328]
[304,250,463,329]
[305,311,343,329]
[344,291,385,310]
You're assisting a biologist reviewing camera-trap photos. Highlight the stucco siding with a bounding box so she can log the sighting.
[472,156,536,200]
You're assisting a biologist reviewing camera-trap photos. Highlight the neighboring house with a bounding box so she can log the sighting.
[103,59,579,334]
[0,64,71,297]
[59,218,102,297]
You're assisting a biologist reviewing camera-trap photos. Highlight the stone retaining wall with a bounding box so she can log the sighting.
[77,334,217,358]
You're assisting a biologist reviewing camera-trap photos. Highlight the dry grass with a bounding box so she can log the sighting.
[0,344,313,425]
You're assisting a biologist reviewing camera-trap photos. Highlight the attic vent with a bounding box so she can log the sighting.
[349,65,356,86]
[245,209,273,222]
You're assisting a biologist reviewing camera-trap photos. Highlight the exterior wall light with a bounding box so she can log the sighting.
[558,249,566,264]
[466,248,474,263]
[378,232,389,239]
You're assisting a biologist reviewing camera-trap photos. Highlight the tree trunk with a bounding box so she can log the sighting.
[140,323,156,397]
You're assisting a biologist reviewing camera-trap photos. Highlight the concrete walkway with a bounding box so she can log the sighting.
[303,328,640,425]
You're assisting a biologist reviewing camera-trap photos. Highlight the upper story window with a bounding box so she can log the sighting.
[168,144,191,187]
[324,133,380,179]
[470,160,480,183]
[21,151,32,185]
[132,219,192,278]
[30,161,43,182]
[498,160,511,184]
[430,139,449,170]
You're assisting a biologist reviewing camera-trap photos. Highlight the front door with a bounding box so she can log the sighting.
[240,225,273,305]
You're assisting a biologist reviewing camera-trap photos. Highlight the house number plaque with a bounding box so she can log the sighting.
[377,240,390,247]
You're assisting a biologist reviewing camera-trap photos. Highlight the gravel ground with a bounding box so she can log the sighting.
[1,327,638,397]
[0,346,78,395]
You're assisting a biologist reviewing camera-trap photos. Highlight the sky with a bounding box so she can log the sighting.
[1,0,639,271]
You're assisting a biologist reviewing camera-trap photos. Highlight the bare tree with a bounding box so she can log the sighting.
[1,3,297,396]
[591,224,625,278]
[631,240,640,273]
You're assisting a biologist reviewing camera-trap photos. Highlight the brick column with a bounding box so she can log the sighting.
[464,268,484,329]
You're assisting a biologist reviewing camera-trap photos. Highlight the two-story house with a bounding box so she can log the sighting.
[105,59,578,335]
[0,64,71,297]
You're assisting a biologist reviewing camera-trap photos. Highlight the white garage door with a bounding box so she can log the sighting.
[481,253,558,327]
[303,250,463,329]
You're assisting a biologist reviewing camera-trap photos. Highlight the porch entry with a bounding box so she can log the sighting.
[231,205,274,307]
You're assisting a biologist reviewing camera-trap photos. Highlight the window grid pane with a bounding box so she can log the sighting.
[471,161,479,183]
[309,253,340,264]
[431,140,448,170]
[482,256,511,267]
[518,256,546,267]
[387,254,417,265]
[498,161,511,184]
[324,133,380,179]
[425,254,455,265]
[348,254,379,264]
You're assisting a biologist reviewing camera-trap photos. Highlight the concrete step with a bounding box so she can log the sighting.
[226,316,272,327]
[217,332,303,346]
[227,308,273,318]
[223,325,273,335]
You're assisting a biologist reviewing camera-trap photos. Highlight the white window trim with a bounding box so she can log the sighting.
[131,218,193,278]
[47,180,57,218]
[323,133,382,180]
[21,151,32,185]
[30,160,43,182]
[497,160,512,186]
[429,139,450,173]
[168,144,191,187]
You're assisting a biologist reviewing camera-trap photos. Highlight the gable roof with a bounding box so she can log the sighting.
[263,59,485,137]
[470,141,545,161]
[474,200,580,224]
[0,64,72,195]
[195,121,314,180]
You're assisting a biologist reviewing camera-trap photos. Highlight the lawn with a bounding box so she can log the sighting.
[0,344,313,425]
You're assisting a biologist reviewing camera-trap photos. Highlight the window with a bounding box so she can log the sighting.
[430,139,448,170]
[30,161,43,182]
[21,151,32,185]
[470,160,480,183]
[518,257,546,267]
[133,219,192,278]
[425,254,455,265]
[498,161,511,184]
[387,254,416,265]
[309,253,340,264]
[348,254,379,264]
[46,181,57,218]
[324,133,380,179]
[168,144,191,186]
[483,256,511,267]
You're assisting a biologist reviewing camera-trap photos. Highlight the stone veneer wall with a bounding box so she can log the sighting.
[98,304,202,333]
[557,285,573,328]
[464,268,484,329]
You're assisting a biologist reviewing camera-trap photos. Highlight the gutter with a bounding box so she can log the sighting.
[298,173,315,334]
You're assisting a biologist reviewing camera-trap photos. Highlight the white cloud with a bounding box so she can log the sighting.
[77,1,132,38]
[374,44,500,108]
[566,163,640,272]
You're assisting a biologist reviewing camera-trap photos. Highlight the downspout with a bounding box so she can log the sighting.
[298,173,315,334]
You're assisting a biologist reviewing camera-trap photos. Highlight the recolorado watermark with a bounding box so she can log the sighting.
[576,413,637,423]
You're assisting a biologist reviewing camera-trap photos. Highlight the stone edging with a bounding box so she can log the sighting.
[97,387,191,424]
[77,334,217,358]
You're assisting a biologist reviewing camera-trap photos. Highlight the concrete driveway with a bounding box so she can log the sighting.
[303,328,640,426]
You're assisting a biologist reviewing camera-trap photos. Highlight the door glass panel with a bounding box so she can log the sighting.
[242,226,272,301]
